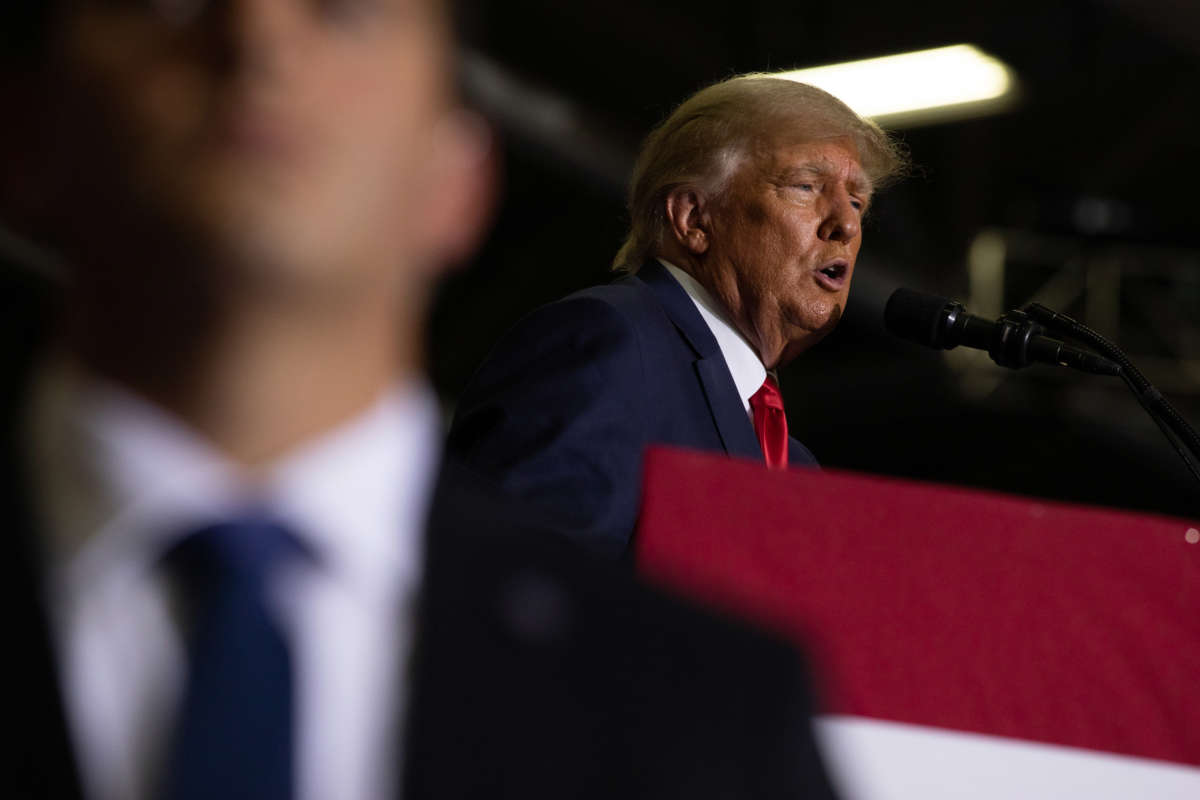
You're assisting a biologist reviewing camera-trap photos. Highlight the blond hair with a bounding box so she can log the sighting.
[613,75,909,272]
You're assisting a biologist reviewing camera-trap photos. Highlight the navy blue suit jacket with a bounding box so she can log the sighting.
[449,260,818,557]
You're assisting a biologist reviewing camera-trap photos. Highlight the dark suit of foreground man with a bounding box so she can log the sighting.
[3,1,839,799]
[450,76,908,556]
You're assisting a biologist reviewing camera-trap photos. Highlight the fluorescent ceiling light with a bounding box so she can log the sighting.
[776,44,1018,128]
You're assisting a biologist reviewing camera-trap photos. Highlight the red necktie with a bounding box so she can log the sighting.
[749,376,788,470]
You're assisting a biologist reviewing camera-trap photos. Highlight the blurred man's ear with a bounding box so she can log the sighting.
[416,110,498,273]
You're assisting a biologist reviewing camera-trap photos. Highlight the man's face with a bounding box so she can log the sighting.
[48,0,467,290]
[701,129,871,369]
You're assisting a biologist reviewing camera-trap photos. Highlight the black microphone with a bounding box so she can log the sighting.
[884,288,1122,376]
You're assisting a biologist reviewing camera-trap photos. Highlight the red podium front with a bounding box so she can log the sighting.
[635,447,1200,798]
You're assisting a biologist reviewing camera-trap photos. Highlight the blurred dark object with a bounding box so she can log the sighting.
[406,460,842,799]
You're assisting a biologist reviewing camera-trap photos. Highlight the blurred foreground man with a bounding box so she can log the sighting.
[450,77,907,558]
[3,2,839,799]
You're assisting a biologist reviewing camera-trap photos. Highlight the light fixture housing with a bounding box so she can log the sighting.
[776,44,1019,128]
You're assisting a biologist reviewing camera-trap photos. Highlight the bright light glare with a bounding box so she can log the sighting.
[776,44,1018,127]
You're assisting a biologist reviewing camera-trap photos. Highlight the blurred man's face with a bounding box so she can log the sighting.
[703,128,871,368]
[51,0,467,291]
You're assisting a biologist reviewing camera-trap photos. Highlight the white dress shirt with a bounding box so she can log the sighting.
[28,360,439,800]
[658,259,768,415]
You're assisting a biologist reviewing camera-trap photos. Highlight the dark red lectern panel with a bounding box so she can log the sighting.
[635,446,1200,770]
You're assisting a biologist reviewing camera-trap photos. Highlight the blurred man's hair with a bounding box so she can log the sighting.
[613,74,910,272]
[0,2,480,67]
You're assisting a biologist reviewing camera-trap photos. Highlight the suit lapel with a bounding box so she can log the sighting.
[693,358,764,460]
[7,450,86,800]
[1,271,86,800]
[635,261,764,461]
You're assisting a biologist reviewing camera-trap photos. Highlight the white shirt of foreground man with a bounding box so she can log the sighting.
[33,363,438,800]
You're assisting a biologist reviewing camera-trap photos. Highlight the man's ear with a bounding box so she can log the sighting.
[663,186,710,255]
[416,110,498,273]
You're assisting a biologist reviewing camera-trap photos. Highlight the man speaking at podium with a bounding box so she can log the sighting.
[4,1,840,799]
[450,76,908,558]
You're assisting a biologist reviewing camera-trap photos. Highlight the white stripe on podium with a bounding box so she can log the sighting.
[814,715,1200,800]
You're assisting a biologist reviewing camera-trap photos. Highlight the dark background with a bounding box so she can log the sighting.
[433,0,1200,518]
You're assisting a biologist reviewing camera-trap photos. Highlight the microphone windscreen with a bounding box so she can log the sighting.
[884,288,954,348]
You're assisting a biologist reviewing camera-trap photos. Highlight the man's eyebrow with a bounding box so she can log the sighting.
[850,174,875,201]
[777,161,874,198]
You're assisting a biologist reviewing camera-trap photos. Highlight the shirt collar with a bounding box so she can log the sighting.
[658,259,767,410]
[31,360,439,602]
[264,381,439,594]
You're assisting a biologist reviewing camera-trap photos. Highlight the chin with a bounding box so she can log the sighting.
[805,299,844,336]
[158,167,388,295]
[185,178,315,252]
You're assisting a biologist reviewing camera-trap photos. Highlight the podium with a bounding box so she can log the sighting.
[635,447,1200,799]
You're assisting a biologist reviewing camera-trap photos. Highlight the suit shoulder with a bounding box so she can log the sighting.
[557,274,664,325]
[479,275,669,364]
[467,277,661,378]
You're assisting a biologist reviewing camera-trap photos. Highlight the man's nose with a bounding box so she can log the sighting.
[818,190,861,243]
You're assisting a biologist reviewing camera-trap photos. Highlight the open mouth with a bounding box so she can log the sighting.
[815,261,848,290]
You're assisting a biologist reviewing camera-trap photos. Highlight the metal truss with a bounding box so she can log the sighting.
[958,227,1200,397]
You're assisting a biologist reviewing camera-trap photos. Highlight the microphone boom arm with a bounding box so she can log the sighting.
[1022,302,1200,495]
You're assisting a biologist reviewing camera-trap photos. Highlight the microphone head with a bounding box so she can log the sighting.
[884,288,957,348]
